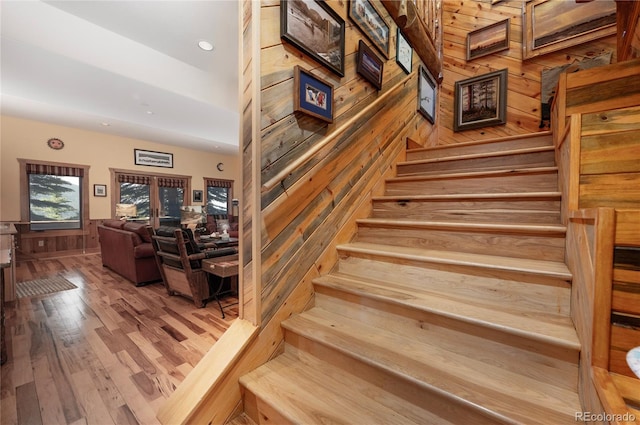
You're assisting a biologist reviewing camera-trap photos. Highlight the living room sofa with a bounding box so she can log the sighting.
[97,219,161,286]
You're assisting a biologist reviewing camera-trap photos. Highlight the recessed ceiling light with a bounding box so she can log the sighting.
[198,40,214,51]
[146,110,154,115]
[101,122,110,126]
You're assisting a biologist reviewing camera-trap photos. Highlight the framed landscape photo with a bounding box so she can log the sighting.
[418,65,436,124]
[356,40,384,91]
[134,149,173,168]
[294,65,334,123]
[348,0,390,59]
[523,0,616,60]
[454,68,507,132]
[396,28,412,74]
[94,184,107,197]
[281,0,345,77]
[466,18,510,61]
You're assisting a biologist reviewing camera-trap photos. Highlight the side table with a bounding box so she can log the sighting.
[202,256,239,318]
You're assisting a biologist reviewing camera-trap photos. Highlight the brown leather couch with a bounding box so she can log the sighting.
[98,219,161,286]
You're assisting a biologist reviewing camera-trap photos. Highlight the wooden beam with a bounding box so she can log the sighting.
[381,0,442,82]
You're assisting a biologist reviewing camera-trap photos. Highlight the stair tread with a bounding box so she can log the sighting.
[356,217,567,234]
[406,132,553,154]
[337,241,573,279]
[313,272,579,350]
[372,191,562,201]
[240,347,451,425]
[282,308,581,424]
[400,146,555,166]
[387,166,558,182]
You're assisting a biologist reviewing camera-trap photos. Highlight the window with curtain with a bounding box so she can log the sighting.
[23,161,88,231]
[205,178,233,216]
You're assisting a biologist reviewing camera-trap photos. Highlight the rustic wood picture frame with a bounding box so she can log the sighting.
[281,0,345,77]
[523,0,616,60]
[348,0,390,59]
[454,68,507,132]
[466,19,510,61]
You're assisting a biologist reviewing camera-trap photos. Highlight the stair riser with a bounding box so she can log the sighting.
[398,151,556,177]
[243,390,293,425]
[385,172,558,196]
[337,251,572,288]
[356,225,566,262]
[407,135,553,161]
[331,258,571,316]
[313,289,579,390]
[282,331,516,425]
[372,199,561,224]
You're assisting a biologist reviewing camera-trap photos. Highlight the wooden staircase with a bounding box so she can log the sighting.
[235,133,582,424]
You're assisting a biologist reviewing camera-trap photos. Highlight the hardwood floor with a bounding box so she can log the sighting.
[0,253,238,425]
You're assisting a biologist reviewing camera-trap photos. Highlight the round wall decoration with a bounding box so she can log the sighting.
[47,138,65,150]
[217,162,224,171]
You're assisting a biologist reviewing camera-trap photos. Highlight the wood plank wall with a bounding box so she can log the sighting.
[258,0,432,325]
[14,220,101,259]
[438,0,617,147]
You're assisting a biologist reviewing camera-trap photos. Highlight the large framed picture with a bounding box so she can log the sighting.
[348,0,390,59]
[294,65,334,123]
[281,0,345,77]
[134,149,174,168]
[418,65,436,124]
[523,0,616,60]
[396,28,412,74]
[356,40,384,91]
[466,19,510,61]
[453,68,507,132]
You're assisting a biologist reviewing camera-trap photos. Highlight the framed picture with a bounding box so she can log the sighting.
[523,0,616,60]
[281,0,345,77]
[134,149,173,168]
[294,65,334,123]
[396,28,412,74]
[193,190,203,203]
[93,184,107,197]
[356,40,384,91]
[348,0,390,59]
[454,68,507,132]
[466,19,510,61]
[418,65,436,124]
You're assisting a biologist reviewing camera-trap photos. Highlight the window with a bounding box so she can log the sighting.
[111,170,189,228]
[21,160,88,231]
[205,178,233,215]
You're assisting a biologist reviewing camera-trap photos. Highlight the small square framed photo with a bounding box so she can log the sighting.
[294,65,334,123]
[396,28,412,74]
[94,184,107,197]
[356,40,384,91]
[193,190,203,203]
[418,65,437,124]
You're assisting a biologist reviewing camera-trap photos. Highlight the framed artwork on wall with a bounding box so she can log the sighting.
[418,65,436,124]
[396,28,412,74]
[466,19,510,61]
[134,149,173,168]
[93,184,107,197]
[348,0,390,59]
[453,68,507,132]
[523,0,616,60]
[193,190,203,203]
[281,0,345,77]
[356,40,384,91]
[294,65,334,123]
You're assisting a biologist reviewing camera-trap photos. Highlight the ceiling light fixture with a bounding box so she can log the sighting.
[101,122,110,126]
[198,40,214,51]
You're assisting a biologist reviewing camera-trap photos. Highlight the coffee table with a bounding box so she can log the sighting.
[202,256,239,318]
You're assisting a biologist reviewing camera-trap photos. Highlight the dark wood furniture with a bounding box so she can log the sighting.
[201,256,239,318]
[148,227,237,313]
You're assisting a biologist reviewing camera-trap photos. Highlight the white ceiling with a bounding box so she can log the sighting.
[1,0,240,155]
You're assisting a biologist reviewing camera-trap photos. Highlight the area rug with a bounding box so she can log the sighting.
[16,276,78,298]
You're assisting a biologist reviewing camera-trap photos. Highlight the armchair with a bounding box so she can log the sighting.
[147,226,237,313]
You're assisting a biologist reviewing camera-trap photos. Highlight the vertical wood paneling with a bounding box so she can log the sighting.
[440,0,617,146]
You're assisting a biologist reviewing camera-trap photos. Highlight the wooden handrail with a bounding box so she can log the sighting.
[261,73,413,192]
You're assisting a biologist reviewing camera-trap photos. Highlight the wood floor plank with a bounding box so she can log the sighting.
[1,253,236,425]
